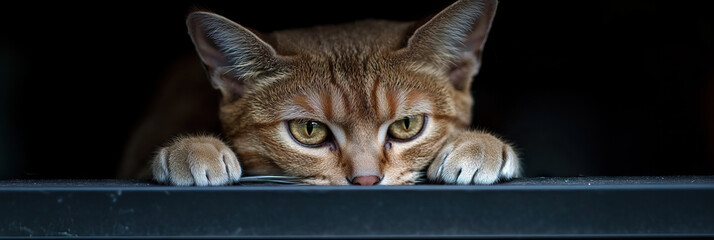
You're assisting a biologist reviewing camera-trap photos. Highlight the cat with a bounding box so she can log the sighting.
[119,0,521,186]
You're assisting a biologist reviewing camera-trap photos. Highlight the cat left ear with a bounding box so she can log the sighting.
[402,0,498,91]
[187,12,290,102]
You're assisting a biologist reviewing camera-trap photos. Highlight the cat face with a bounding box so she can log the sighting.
[187,0,497,185]
[221,47,461,185]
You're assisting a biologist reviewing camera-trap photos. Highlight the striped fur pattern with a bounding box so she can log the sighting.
[149,0,520,186]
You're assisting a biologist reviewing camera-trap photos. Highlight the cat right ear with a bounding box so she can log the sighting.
[187,12,290,102]
[400,0,497,92]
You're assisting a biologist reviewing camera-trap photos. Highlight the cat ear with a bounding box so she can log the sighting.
[403,0,497,91]
[187,12,289,102]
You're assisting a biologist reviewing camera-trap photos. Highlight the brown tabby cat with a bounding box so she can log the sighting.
[120,0,520,185]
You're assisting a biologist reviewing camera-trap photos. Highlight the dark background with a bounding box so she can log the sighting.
[1,1,712,179]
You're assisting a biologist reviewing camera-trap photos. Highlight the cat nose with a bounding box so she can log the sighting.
[351,175,381,186]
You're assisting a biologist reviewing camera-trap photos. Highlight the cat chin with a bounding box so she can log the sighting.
[300,176,351,186]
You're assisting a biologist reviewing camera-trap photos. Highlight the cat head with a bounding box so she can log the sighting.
[186,0,498,185]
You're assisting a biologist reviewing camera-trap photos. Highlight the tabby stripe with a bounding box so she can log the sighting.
[370,74,381,117]
[327,60,350,121]
[386,89,397,119]
[321,93,333,120]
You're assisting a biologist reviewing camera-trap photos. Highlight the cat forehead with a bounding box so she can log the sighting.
[241,43,458,122]
[240,20,459,125]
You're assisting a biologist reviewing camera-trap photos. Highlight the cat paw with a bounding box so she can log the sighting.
[152,136,242,186]
[427,132,520,184]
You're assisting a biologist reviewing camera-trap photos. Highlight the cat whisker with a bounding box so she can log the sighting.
[238,175,304,185]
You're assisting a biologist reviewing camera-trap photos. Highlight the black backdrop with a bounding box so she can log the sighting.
[1,1,712,179]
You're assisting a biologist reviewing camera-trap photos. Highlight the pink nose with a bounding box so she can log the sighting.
[351,175,381,186]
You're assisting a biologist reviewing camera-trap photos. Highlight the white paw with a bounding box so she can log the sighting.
[427,132,520,184]
[152,136,242,186]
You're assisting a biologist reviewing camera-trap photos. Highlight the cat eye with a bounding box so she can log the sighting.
[288,120,330,146]
[388,115,425,141]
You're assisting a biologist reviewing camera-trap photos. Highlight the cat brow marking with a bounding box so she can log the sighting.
[284,86,432,125]
[281,90,347,122]
[321,91,348,122]
[381,88,434,119]
[321,93,333,120]
[375,87,400,119]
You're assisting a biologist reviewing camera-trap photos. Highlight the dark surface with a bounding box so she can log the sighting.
[1,176,713,239]
[1,175,713,187]
[1,1,713,178]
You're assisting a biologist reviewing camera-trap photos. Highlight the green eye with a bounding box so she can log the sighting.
[288,120,329,146]
[388,115,425,140]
